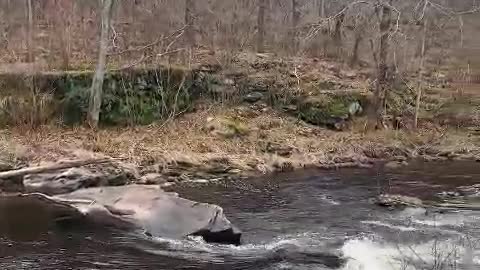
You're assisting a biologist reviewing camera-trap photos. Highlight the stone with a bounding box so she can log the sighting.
[348,101,363,116]
[0,185,241,245]
[139,173,166,185]
[296,94,362,131]
[244,92,263,103]
[23,167,128,195]
[23,168,103,195]
[372,194,424,209]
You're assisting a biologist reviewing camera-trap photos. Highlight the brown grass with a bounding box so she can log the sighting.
[1,103,478,176]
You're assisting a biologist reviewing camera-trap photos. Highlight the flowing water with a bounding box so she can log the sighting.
[1,161,479,270]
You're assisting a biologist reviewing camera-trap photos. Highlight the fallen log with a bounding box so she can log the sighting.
[0,158,114,179]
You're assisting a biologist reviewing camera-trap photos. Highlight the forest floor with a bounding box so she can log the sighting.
[0,52,479,185]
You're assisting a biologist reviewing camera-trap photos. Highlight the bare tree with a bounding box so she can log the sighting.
[414,17,428,129]
[291,0,300,53]
[25,0,34,62]
[350,12,369,67]
[257,0,267,53]
[319,0,326,18]
[185,0,196,47]
[55,0,73,70]
[368,3,392,130]
[332,11,345,56]
[88,0,114,128]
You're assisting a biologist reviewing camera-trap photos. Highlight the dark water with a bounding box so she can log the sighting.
[1,161,479,270]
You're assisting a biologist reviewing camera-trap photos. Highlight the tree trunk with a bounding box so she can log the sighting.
[26,0,34,62]
[332,12,345,56]
[88,0,114,129]
[368,4,392,131]
[414,18,428,129]
[257,0,267,53]
[350,34,362,67]
[185,0,196,47]
[291,0,300,53]
[56,0,71,70]
[319,0,325,18]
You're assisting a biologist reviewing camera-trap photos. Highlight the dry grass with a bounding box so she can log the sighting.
[1,103,478,176]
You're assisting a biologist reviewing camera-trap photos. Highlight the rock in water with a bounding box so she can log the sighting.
[0,185,241,245]
[372,194,424,209]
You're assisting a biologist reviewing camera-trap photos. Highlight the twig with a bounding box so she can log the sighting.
[113,49,185,71]
[108,26,186,56]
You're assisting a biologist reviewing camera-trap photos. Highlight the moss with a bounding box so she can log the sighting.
[59,67,201,126]
[296,93,366,127]
[0,66,206,126]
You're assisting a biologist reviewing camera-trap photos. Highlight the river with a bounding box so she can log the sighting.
[0,161,479,269]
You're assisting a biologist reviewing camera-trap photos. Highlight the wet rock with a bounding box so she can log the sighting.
[244,92,263,103]
[372,194,424,209]
[437,191,462,198]
[0,185,241,245]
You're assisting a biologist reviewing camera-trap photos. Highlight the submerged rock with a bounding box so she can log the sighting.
[372,194,424,209]
[0,185,241,245]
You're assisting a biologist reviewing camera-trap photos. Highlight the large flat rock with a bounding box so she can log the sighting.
[0,185,241,245]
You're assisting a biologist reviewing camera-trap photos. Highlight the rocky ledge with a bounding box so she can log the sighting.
[0,185,241,245]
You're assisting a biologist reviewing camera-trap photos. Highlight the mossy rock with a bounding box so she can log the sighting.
[296,92,366,130]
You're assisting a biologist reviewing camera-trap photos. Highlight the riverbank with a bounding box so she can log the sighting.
[0,53,479,189]
[0,105,478,187]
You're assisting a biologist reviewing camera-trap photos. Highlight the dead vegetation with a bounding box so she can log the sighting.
[0,1,478,181]
[1,98,478,182]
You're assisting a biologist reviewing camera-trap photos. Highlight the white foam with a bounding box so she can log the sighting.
[412,214,466,227]
[361,220,417,232]
[142,232,333,262]
[341,237,479,270]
